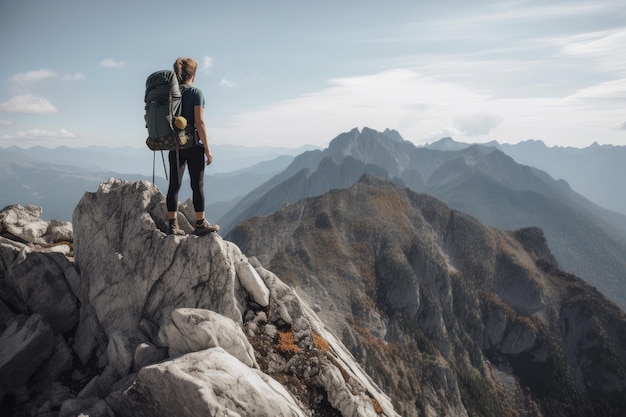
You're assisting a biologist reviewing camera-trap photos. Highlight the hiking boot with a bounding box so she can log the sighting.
[194,220,220,236]
[168,219,185,236]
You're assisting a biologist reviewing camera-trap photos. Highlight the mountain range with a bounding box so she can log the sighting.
[219,128,626,312]
[2,129,625,312]
[0,145,302,222]
[427,137,626,216]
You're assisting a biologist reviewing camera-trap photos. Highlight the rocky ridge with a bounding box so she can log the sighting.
[0,179,398,417]
[228,174,626,417]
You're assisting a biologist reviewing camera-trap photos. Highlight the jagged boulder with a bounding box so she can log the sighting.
[72,179,248,347]
[235,260,270,307]
[0,239,79,334]
[0,206,80,410]
[158,308,258,368]
[106,330,151,377]
[109,347,306,417]
[0,204,72,247]
[0,204,79,340]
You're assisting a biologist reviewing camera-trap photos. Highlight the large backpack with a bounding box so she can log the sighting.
[144,70,194,151]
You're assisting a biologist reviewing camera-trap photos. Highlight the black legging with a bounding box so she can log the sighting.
[166,146,205,213]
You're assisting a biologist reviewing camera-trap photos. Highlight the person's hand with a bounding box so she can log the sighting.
[205,149,213,165]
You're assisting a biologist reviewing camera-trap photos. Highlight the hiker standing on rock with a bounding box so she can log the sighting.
[166,57,220,236]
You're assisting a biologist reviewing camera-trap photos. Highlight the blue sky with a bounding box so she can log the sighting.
[1,0,625,149]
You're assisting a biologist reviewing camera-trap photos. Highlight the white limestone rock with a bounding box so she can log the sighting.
[0,204,72,244]
[110,347,307,417]
[72,179,248,344]
[158,308,257,368]
[236,260,270,307]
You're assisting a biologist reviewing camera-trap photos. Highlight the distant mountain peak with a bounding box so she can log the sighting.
[511,139,548,149]
[435,136,455,145]
[381,128,404,142]
[336,127,404,143]
[588,141,608,149]
[426,137,472,151]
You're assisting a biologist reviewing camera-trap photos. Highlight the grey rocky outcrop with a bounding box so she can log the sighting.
[157,308,257,368]
[110,347,306,417]
[228,174,626,417]
[0,204,72,249]
[0,205,79,409]
[0,179,399,416]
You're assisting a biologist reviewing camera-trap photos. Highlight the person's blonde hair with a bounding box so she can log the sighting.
[173,57,198,84]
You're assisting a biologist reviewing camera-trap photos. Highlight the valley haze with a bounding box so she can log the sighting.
[2,131,625,219]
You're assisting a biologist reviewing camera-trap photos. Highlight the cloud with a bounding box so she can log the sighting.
[619,121,626,131]
[101,58,125,68]
[220,78,235,88]
[488,2,610,21]
[11,129,76,139]
[434,1,614,33]
[202,56,213,72]
[557,29,626,75]
[213,69,491,146]
[453,113,503,136]
[568,78,626,102]
[10,69,57,83]
[10,69,86,84]
[62,72,86,80]
[0,129,77,145]
[211,66,625,148]
[0,94,59,114]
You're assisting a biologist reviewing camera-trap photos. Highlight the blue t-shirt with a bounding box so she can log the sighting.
[180,85,204,132]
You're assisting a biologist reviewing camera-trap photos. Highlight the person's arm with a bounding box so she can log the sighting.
[194,105,213,165]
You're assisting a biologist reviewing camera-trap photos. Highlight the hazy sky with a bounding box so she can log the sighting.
[1,0,625,149]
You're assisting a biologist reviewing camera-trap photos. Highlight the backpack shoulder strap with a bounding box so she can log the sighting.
[179,85,196,133]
